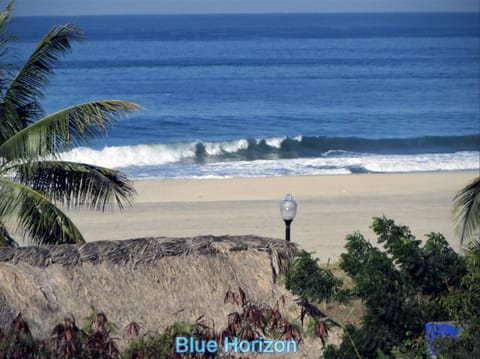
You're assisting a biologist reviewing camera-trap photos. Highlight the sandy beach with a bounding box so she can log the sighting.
[67,171,478,262]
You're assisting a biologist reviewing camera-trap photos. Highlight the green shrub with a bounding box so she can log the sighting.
[433,328,480,359]
[285,250,348,304]
[325,216,469,358]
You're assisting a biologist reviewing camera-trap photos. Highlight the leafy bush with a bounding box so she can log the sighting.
[442,243,480,324]
[325,216,469,358]
[434,243,480,358]
[433,329,480,359]
[285,250,349,304]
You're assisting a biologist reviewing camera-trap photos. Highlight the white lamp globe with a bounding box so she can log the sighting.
[280,194,297,221]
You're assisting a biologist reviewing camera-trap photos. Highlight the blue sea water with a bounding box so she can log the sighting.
[9,13,480,178]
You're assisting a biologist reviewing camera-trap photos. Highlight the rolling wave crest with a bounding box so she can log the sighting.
[59,135,479,170]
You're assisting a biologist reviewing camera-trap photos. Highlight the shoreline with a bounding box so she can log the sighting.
[66,171,478,262]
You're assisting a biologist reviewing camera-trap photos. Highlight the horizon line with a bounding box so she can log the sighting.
[15,10,480,18]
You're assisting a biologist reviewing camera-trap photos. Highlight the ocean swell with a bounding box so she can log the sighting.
[55,135,480,178]
[59,135,479,169]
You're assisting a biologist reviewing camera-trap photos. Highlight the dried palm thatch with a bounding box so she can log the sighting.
[0,235,296,272]
[0,235,341,357]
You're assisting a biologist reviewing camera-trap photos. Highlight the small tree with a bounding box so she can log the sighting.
[437,242,480,358]
[286,250,348,306]
[325,216,467,358]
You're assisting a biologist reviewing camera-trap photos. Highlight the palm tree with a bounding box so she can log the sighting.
[0,1,139,246]
[453,176,480,247]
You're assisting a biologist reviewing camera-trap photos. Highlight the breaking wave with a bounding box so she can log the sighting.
[59,135,479,178]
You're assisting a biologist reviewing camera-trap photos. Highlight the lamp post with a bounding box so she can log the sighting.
[280,194,297,241]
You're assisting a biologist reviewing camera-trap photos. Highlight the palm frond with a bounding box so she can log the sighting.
[3,22,83,125]
[13,160,136,211]
[467,238,480,252]
[0,177,84,245]
[0,0,13,29]
[0,0,14,60]
[0,100,139,163]
[0,100,23,145]
[453,176,480,246]
[0,1,19,138]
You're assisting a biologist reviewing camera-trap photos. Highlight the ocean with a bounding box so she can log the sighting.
[9,13,480,179]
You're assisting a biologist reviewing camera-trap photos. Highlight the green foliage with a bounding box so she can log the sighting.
[122,332,174,358]
[123,321,208,359]
[434,328,480,359]
[304,318,317,339]
[372,218,466,295]
[286,250,348,304]
[83,310,119,335]
[325,216,468,358]
[453,176,480,246]
[434,246,480,358]
[323,324,362,359]
[441,244,480,324]
[392,334,425,358]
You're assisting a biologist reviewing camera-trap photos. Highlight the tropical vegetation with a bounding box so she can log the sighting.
[321,216,479,358]
[453,176,480,247]
[286,250,349,306]
[0,1,138,247]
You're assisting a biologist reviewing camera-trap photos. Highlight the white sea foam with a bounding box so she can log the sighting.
[58,140,479,179]
[59,143,196,167]
[264,137,286,148]
[203,139,249,155]
[59,137,270,167]
[125,151,479,179]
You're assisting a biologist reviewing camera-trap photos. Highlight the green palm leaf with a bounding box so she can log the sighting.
[0,1,13,35]
[0,0,14,62]
[0,1,21,140]
[13,160,136,211]
[0,100,139,163]
[0,177,84,245]
[3,22,83,127]
[0,100,24,146]
[0,0,14,68]
[453,176,480,246]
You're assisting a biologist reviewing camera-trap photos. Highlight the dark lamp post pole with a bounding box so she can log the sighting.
[280,194,297,241]
[284,219,293,242]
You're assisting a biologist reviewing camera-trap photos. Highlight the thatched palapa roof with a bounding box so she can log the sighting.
[0,235,340,357]
[0,235,295,272]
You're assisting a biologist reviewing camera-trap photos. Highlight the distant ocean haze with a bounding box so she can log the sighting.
[10,13,480,178]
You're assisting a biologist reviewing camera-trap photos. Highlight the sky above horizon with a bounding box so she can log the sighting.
[9,0,480,16]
